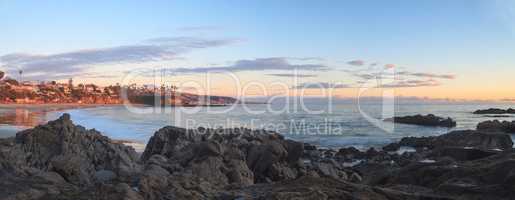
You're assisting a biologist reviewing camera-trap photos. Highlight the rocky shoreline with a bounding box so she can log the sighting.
[1,113,515,199]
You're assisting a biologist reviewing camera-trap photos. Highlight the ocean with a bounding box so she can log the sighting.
[1,100,514,152]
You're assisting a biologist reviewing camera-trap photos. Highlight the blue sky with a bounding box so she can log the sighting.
[1,0,515,99]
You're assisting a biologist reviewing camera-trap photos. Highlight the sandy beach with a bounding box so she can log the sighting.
[0,103,123,109]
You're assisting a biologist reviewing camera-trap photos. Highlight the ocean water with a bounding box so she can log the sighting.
[1,101,515,151]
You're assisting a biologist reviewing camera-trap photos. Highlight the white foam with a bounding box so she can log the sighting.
[419,159,436,163]
[395,146,416,154]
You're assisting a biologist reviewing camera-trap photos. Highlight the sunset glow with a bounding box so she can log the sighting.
[1,0,514,101]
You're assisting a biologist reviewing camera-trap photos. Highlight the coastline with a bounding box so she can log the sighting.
[2,103,514,150]
[2,113,515,199]
[0,103,236,108]
[0,103,123,109]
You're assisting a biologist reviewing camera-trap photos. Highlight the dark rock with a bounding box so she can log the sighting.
[484,115,512,118]
[221,176,448,200]
[311,159,347,180]
[0,171,76,200]
[365,148,381,157]
[304,143,317,151]
[0,114,143,199]
[430,147,499,161]
[322,149,335,158]
[94,170,117,183]
[335,147,363,160]
[139,126,330,199]
[284,140,304,163]
[93,183,144,200]
[384,114,457,127]
[5,113,515,199]
[473,108,515,114]
[387,130,513,151]
[382,142,401,152]
[477,120,515,133]
[2,114,141,186]
[374,151,515,199]
[349,172,363,183]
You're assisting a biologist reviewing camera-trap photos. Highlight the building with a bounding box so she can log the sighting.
[68,78,74,90]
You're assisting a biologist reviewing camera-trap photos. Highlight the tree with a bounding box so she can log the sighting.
[71,89,85,99]
[18,70,23,82]
[5,78,19,86]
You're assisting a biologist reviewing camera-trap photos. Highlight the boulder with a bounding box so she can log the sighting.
[304,143,317,151]
[94,170,117,183]
[382,142,401,152]
[384,114,457,127]
[0,171,75,200]
[374,151,515,200]
[385,130,513,151]
[430,147,499,161]
[335,147,364,160]
[139,126,320,199]
[0,114,140,186]
[0,114,141,186]
[477,120,515,133]
[220,176,449,200]
[92,183,144,200]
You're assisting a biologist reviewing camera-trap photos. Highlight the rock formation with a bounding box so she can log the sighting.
[0,114,142,199]
[0,114,402,199]
[385,114,457,127]
[473,108,515,115]
[2,113,515,199]
[382,130,513,151]
[137,126,364,199]
[477,120,515,133]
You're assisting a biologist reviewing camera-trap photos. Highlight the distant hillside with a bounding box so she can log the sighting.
[127,92,238,106]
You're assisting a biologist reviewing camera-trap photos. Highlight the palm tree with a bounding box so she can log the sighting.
[18,70,23,83]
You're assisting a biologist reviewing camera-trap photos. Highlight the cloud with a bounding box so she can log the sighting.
[354,73,376,80]
[379,79,440,88]
[344,67,454,88]
[266,73,318,78]
[176,26,221,32]
[347,71,396,80]
[346,60,365,66]
[287,57,325,61]
[348,70,455,81]
[292,82,352,89]
[0,37,239,80]
[354,72,396,80]
[341,59,455,88]
[399,72,455,79]
[165,57,330,74]
[291,79,441,89]
[384,64,396,69]
[145,37,239,48]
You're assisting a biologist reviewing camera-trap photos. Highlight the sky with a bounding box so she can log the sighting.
[0,0,515,100]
